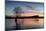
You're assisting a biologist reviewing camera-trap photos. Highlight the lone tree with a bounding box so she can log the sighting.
[31,15,39,22]
[13,7,22,30]
[32,15,39,18]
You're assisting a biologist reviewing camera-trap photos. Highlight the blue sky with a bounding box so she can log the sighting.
[5,1,44,16]
[5,0,44,2]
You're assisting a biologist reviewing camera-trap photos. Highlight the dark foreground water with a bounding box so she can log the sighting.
[5,18,44,31]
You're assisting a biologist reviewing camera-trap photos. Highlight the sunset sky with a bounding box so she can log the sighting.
[5,1,44,16]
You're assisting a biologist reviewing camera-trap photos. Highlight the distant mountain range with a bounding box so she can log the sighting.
[5,15,44,19]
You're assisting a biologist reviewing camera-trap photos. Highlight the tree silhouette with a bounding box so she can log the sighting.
[31,15,39,22]
[32,15,39,18]
[13,7,22,30]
